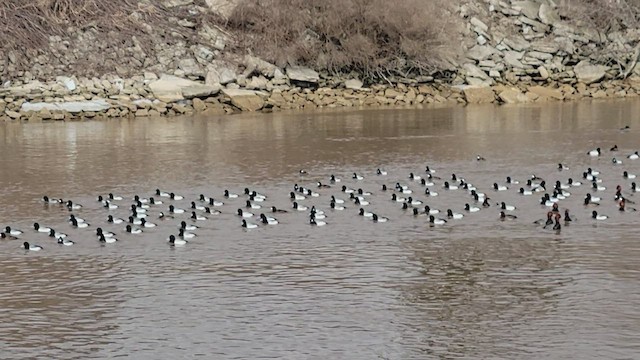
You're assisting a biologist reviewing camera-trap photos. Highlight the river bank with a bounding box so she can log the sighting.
[3,0,640,121]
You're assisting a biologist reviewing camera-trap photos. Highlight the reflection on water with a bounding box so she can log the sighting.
[1,100,640,359]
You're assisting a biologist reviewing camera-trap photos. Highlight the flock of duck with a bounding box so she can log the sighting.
[2,140,638,251]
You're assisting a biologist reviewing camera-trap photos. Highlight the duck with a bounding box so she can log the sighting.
[66,200,82,210]
[412,208,426,217]
[70,218,89,228]
[330,195,345,204]
[623,171,637,179]
[482,198,491,207]
[180,221,198,231]
[155,189,171,197]
[260,214,278,225]
[591,211,608,220]
[429,215,447,225]
[43,195,63,204]
[131,204,147,213]
[168,192,183,201]
[292,202,308,211]
[425,166,436,174]
[309,206,325,216]
[499,211,517,220]
[493,183,508,191]
[376,168,388,176]
[329,174,341,183]
[317,182,331,188]
[245,200,261,209]
[391,193,407,203]
[619,199,637,212]
[358,208,374,218]
[57,238,75,246]
[178,228,196,239]
[107,215,125,224]
[446,209,464,219]
[33,223,51,233]
[299,169,308,175]
[96,228,115,238]
[424,188,439,197]
[4,226,23,236]
[330,201,345,211]
[290,192,306,201]
[271,206,288,213]
[555,180,570,190]
[168,205,185,214]
[371,214,389,223]
[499,202,516,211]
[305,189,320,198]
[158,212,174,220]
[237,209,254,218]
[534,212,554,227]
[108,193,123,201]
[128,216,143,225]
[557,163,568,171]
[168,235,187,246]
[191,201,207,211]
[141,218,157,228]
[352,173,364,180]
[628,151,639,160]
[567,178,582,187]
[588,147,601,156]
[224,190,239,198]
[0,232,17,240]
[191,212,207,221]
[420,178,435,187]
[464,203,480,213]
[611,144,619,151]
[632,182,638,192]
[592,182,606,191]
[476,155,486,161]
[409,172,422,181]
[443,181,458,190]
[612,158,623,165]
[125,225,143,234]
[424,205,440,215]
[68,214,86,224]
[506,176,520,184]
[242,219,259,229]
[99,234,118,244]
[309,217,326,226]
[519,187,533,196]
[102,200,118,210]
[406,197,422,206]
[131,209,146,218]
[149,197,162,205]
[552,213,562,231]
[23,242,43,251]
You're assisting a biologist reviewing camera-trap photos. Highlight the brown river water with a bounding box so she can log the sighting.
[1,101,640,359]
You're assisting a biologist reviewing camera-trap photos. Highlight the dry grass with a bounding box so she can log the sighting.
[226,0,456,80]
[560,0,640,29]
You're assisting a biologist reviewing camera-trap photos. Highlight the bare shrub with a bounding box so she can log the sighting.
[226,0,457,80]
[559,0,640,29]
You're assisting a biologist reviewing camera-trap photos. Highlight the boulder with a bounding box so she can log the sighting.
[286,66,320,83]
[462,63,493,86]
[467,45,498,61]
[205,61,237,85]
[498,88,531,104]
[344,79,364,90]
[244,55,279,78]
[222,88,266,111]
[21,99,111,113]
[149,75,220,102]
[538,66,550,80]
[528,86,564,100]
[574,61,608,84]
[246,76,269,90]
[462,86,495,104]
[178,58,205,78]
[538,3,560,25]
[5,110,21,119]
[56,76,76,91]
[192,98,207,112]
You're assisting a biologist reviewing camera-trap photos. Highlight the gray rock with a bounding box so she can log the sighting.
[462,63,494,86]
[244,55,278,78]
[467,45,499,61]
[539,66,550,80]
[477,35,488,46]
[518,16,549,33]
[529,40,560,54]
[512,1,540,19]
[503,35,531,51]
[221,88,266,111]
[246,76,269,90]
[574,61,609,84]
[149,75,220,102]
[527,51,553,60]
[503,51,526,68]
[344,79,364,90]
[205,61,237,85]
[286,66,320,83]
[56,76,76,91]
[178,58,205,78]
[205,0,239,19]
[538,3,560,25]
[21,99,111,113]
[194,46,215,62]
[470,17,489,32]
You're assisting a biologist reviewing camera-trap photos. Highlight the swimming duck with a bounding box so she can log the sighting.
[96,228,115,238]
[406,197,422,206]
[260,214,278,225]
[69,214,86,224]
[557,163,568,171]
[446,209,464,219]
[519,187,533,196]
[493,183,508,191]
[552,213,562,231]
[329,174,341,183]
[330,196,345,204]
[628,151,639,160]
[141,218,157,228]
[4,226,23,236]
[567,178,582,187]
[464,204,480,213]
[592,182,606,191]
[241,219,259,229]
[424,205,440,215]
[108,193,123,201]
[129,215,144,224]
[169,193,183,201]
[133,195,149,204]
[425,166,436,174]
[499,211,517,220]
[309,217,326,226]
[506,176,520,184]
[290,192,306,201]
[224,190,239,198]
[43,196,63,204]
[443,181,458,190]
[612,158,623,165]
[102,200,118,210]
[588,147,601,156]
[429,215,447,225]
[358,208,374,218]
[376,168,387,176]
[305,189,320,198]
[33,223,51,233]
[271,206,289,213]
[99,234,117,243]
[409,172,422,181]
[424,188,438,197]
[23,242,43,251]
[191,202,207,211]
[168,235,187,246]
[564,209,575,222]
[156,189,171,197]
[352,173,364,180]
[245,200,261,209]
[180,221,198,231]
[330,202,345,211]
[420,178,435,187]
[107,215,125,224]
[66,200,82,210]
[158,212,174,220]
[371,214,389,223]
[476,155,486,161]
[57,238,75,246]
[0,232,17,240]
[126,225,143,234]
[591,211,608,220]
[168,205,185,214]
[534,212,554,227]
[178,228,195,238]
[70,218,89,228]
[292,202,308,211]
[391,193,407,203]
[499,202,516,211]
[623,171,637,179]
[317,182,331,188]
[237,209,254,218]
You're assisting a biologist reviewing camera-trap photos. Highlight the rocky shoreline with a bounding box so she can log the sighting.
[4,0,640,121]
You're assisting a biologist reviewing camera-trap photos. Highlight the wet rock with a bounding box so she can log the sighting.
[222,88,266,111]
[574,61,608,84]
[528,85,564,100]
[462,86,496,104]
[286,66,320,83]
[498,88,530,104]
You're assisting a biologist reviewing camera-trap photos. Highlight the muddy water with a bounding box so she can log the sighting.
[1,101,640,359]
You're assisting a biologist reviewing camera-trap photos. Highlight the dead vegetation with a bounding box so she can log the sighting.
[560,0,640,30]
[226,0,458,81]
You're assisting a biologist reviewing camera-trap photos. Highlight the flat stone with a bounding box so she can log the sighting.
[528,85,564,100]
[498,88,530,104]
[518,16,548,33]
[5,110,21,119]
[512,1,540,19]
[21,99,111,113]
[470,17,489,32]
[206,61,237,86]
[344,79,364,90]
[538,3,560,25]
[503,51,526,68]
[462,86,496,104]
[56,76,76,91]
[527,51,553,60]
[574,61,609,84]
[221,88,266,111]
[149,75,220,102]
[503,35,531,51]
[246,76,269,90]
[467,45,498,61]
[286,66,319,83]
